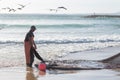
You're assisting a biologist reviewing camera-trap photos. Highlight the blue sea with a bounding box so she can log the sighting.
[0,14,120,67]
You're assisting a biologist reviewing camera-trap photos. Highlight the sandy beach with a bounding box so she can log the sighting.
[0,46,120,80]
[0,0,120,80]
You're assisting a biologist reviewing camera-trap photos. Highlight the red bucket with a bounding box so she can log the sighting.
[38,63,46,71]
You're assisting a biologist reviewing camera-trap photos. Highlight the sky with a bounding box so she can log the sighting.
[0,0,120,14]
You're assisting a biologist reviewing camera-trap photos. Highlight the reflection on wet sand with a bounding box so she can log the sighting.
[112,68,120,76]
[113,68,120,72]
[26,67,37,80]
[26,67,46,80]
[39,70,46,76]
[48,69,78,74]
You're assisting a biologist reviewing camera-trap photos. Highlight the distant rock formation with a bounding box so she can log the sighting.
[84,14,120,18]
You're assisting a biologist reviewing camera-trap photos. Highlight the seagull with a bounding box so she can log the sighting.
[2,7,16,12]
[57,6,67,10]
[7,7,16,12]
[17,4,25,10]
[17,7,22,10]
[17,3,30,10]
[2,8,7,10]
[49,9,58,12]
[8,8,16,12]
[17,4,26,8]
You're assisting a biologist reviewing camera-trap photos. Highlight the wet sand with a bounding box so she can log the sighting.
[0,67,120,80]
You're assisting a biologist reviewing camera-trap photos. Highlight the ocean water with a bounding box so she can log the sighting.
[0,14,120,67]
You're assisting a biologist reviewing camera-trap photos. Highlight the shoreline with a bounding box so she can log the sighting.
[59,46,120,60]
[0,46,120,80]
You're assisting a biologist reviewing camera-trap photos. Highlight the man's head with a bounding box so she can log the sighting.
[30,25,36,32]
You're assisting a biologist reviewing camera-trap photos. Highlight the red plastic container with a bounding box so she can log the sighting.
[38,63,46,71]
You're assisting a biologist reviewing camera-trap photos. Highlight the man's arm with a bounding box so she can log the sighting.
[29,36,37,49]
[29,37,34,48]
[33,40,37,49]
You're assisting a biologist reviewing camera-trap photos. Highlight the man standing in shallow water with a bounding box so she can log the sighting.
[24,25,44,67]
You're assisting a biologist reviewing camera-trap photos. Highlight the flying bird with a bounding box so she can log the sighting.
[17,4,26,10]
[17,4,26,8]
[2,7,16,12]
[8,8,16,12]
[1,3,30,12]
[57,6,67,10]
[17,3,30,10]
[49,9,58,12]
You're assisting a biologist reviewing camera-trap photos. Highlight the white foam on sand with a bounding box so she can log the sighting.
[58,46,120,60]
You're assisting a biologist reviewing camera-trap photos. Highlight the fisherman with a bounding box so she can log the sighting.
[24,25,45,67]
